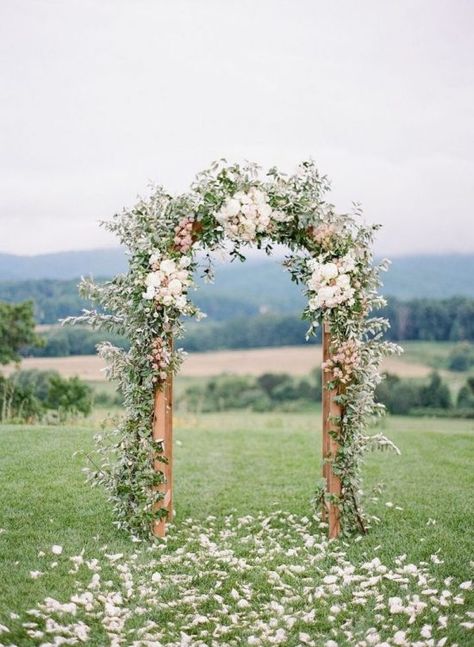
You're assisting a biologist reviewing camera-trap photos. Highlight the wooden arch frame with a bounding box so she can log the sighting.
[152,322,342,539]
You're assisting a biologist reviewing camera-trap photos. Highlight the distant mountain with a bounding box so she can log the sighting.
[0,248,473,300]
[0,248,127,280]
[204,253,474,301]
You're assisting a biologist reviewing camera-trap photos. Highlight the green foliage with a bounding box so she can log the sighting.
[376,372,456,415]
[419,372,452,409]
[0,279,92,324]
[0,369,92,423]
[383,297,474,342]
[23,326,129,357]
[447,342,474,371]
[0,300,41,364]
[375,374,421,415]
[457,376,474,409]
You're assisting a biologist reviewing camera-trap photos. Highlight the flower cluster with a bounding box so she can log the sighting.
[173,217,195,253]
[307,254,356,310]
[309,223,338,246]
[216,187,286,242]
[148,337,171,383]
[143,256,191,311]
[322,338,361,385]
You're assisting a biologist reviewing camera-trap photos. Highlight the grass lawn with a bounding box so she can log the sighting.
[0,413,473,645]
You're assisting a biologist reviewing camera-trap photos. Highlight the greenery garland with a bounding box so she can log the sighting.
[68,160,400,538]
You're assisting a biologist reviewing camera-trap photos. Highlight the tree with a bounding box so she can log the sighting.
[419,372,451,409]
[0,301,41,365]
[457,377,474,409]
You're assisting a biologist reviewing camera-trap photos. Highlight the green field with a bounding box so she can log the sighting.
[0,413,473,645]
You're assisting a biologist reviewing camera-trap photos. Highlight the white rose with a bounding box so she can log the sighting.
[241,204,258,218]
[249,187,266,204]
[272,210,290,223]
[307,276,321,291]
[336,273,351,287]
[319,285,336,303]
[142,285,155,300]
[160,259,177,274]
[308,296,319,310]
[145,271,163,288]
[225,198,240,217]
[233,191,246,203]
[238,191,251,204]
[258,203,272,218]
[175,295,187,310]
[168,278,183,295]
[149,253,160,266]
[320,263,338,281]
[178,256,191,268]
[162,294,173,306]
[340,254,356,273]
[176,269,189,282]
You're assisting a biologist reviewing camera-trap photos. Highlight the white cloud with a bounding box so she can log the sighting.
[1,0,473,254]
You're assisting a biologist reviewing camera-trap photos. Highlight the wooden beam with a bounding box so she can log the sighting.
[322,322,342,539]
[152,374,173,538]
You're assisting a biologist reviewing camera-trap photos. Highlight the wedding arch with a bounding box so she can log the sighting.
[71,160,398,539]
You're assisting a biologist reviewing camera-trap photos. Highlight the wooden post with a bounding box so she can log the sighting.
[322,323,342,539]
[152,374,173,537]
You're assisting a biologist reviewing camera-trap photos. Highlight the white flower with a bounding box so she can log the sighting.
[336,273,351,288]
[145,272,162,288]
[320,262,338,280]
[178,256,191,268]
[162,294,173,306]
[51,545,63,555]
[225,198,241,216]
[142,286,155,300]
[323,574,338,585]
[29,570,43,579]
[149,252,160,266]
[340,253,356,273]
[159,259,177,274]
[271,210,291,222]
[168,278,183,295]
[393,630,408,646]
[176,270,189,281]
[174,295,187,311]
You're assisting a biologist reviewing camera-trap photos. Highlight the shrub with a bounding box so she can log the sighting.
[0,369,92,423]
[457,377,474,409]
[447,343,474,372]
[375,374,421,415]
[419,372,451,409]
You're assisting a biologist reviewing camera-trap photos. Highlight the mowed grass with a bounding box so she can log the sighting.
[0,413,473,644]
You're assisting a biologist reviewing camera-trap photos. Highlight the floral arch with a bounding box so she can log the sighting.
[72,160,399,539]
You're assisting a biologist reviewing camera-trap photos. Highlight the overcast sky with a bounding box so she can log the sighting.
[1,0,473,256]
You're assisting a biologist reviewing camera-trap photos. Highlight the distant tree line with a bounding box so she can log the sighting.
[383,297,474,341]
[21,315,474,362]
[1,279,474,342]
[177,369,474,418]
